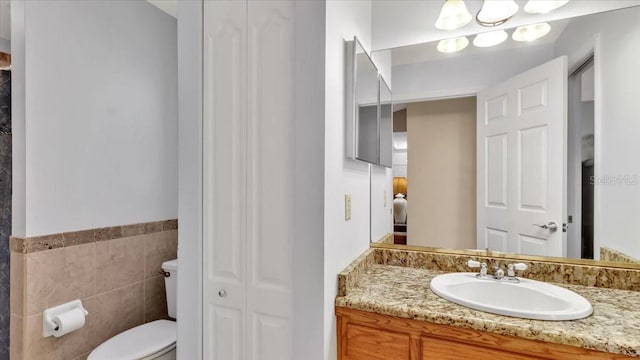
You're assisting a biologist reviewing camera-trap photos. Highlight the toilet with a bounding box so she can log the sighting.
[88,259,178,360]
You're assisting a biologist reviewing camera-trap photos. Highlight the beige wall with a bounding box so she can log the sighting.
[406,97,476,249]
[10,220,177,360]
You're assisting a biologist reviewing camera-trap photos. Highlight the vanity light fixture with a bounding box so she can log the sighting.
[435,0,473,30]
[437,36,469,53]
[473,30,508,47]
[476,0,519,27]
[524,0,569,14]
[512,22,551,42]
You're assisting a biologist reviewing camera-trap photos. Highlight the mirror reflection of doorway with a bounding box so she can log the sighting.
[392,109,408,244]
[0,53,10,358]
[393,97,477,248]
[568,57,595,259]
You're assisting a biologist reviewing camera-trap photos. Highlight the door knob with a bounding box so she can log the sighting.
[218,289,227,298]
[533,222,558,232]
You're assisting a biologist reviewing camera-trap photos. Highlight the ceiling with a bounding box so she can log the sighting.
[146,0,177,18]
[372,0,640,51]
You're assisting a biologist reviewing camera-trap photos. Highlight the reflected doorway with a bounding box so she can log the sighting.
[567,56,595,259]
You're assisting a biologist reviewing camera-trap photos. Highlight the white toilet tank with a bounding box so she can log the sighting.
[162,259,178,319]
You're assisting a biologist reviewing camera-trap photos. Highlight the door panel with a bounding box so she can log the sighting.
[346,324,411,360]
[422,336,539,360]
[486,134,507,207]
[252,314,292,360]
[518,80,548,114]
[210,307,243,360]
[486,95,508,123]
[203,1,247,359]
[486,228,508,251]
[478,56,567,257]
[247,1,294,359]
[519,234,548,256]
[519,125,548,211]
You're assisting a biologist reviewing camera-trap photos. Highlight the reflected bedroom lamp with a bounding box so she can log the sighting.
[393,177,408,197]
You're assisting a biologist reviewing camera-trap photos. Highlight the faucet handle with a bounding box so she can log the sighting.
[512,263,528,271]
[468,260,488,277]
[507,263,528,277]
[467,260,481,268]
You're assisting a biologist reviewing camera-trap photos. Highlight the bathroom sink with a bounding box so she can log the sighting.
[430,272,593,321]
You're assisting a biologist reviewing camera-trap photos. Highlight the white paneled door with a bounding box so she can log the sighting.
[203,1,293,359]
[477,56,568,257]
[247,2,293,360]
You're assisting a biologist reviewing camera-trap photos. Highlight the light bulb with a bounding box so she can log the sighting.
[477,0,519,27]
[524,0,569,14]
[435,0,473,30]
[512,23,552,42]
[437,36,469,53]
[473,30,508,47]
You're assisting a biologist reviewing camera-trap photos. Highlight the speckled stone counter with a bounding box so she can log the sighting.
[336,251,640,357]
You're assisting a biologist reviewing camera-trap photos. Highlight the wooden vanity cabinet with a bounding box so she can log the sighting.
[336,307,632,360]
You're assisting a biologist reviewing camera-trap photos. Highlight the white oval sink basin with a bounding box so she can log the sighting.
[430,272,593,321]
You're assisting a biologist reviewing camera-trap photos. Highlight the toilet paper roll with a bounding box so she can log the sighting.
[52,308,86,337]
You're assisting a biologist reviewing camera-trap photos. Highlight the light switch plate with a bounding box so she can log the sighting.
[345,194,352,221]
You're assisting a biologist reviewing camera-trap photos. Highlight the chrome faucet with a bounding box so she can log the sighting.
[493,263,505,280]
[467,260,528,283]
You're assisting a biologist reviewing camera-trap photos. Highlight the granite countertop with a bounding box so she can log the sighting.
[335,264,640,357]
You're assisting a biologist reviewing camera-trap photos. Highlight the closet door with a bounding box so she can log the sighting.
[204,1,294,359]
[247,1,294,359]
[203,1,247,359]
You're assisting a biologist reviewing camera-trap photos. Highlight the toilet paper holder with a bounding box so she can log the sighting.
[43,299,89,337]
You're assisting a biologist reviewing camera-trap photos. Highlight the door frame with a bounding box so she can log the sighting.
[177,1,204,359]
[562,34,602,259]
[566,35,602,259]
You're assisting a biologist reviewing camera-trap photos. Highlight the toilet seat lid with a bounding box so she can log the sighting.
[89,320,176,360]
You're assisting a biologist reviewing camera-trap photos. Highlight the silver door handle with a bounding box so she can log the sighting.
[533,222,558,232]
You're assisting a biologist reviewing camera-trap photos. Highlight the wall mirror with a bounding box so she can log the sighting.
[346,37,379,165]
[379,77,393,168]
[370,76,394,244]
[370,3,640,267]
[347,36,393,168]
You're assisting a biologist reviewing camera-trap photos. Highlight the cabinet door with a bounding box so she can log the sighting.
[422,336,541,360]
[204,1,248,359]
[346,324,411,360]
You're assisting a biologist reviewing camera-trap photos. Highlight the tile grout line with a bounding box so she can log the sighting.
[91,279,148,300]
